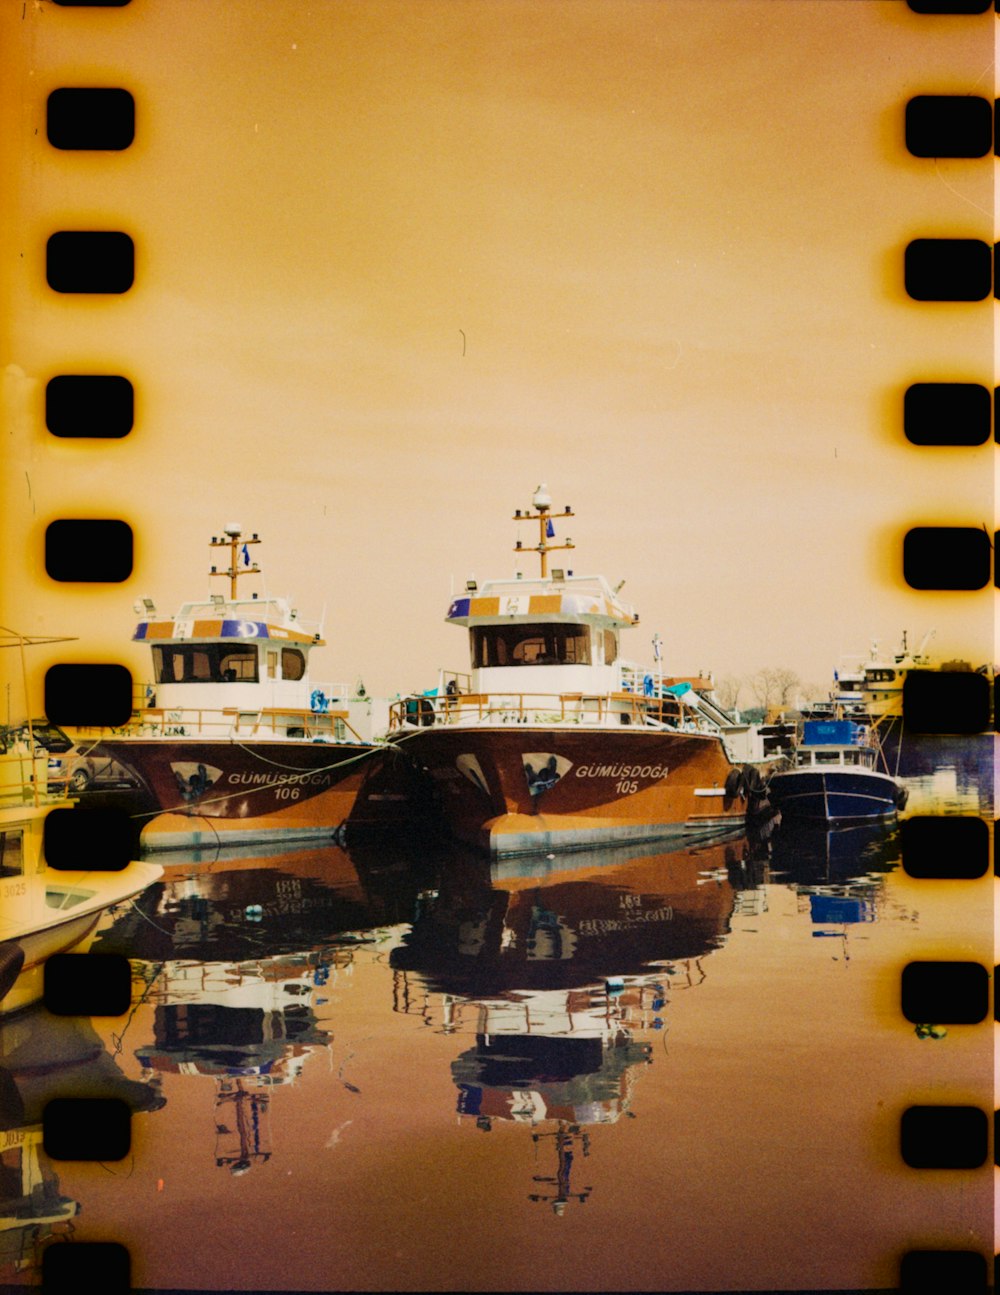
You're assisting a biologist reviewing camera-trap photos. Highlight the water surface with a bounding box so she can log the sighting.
[0,739,992,1291]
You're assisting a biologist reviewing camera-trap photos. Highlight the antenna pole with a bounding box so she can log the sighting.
[514,499,575,579]
[210,529,261,600]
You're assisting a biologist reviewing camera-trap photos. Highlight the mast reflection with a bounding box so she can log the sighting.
[768,818,905,959]
[0,1006,163,1282]
[392,834,752,1208]
[96,841,430,1175]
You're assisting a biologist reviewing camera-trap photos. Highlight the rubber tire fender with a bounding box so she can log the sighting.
[724,768,743,800]
[742,764,764,795]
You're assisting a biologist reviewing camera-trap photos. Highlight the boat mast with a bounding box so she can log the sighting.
[209,524,261,600]
[514,484,575,579]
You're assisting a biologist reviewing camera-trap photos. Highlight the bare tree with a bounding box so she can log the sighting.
[749,668,778,710]
[715,675,744,712]
[748,666,801,711]
[772,667,800,707]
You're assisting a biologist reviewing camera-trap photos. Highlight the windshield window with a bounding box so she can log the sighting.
[152,644,259,683]
[471,624,592,667]
[282,649,305,680]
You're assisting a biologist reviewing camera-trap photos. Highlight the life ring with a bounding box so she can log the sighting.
[310,689,329,714]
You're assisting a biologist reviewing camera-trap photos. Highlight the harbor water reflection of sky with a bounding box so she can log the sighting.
[0,738,993,1292]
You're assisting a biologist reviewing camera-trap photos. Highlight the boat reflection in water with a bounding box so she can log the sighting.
[768,818,905,958]
[93,840,433,1175]
[767,817,900,888]
[391,832,753,1211]
[0,1006,164,1283]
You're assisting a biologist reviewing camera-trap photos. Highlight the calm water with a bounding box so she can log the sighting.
[0,737,993,1292]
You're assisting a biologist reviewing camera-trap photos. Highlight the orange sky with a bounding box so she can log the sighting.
[1,0,995,704]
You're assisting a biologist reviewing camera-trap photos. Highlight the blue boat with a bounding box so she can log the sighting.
[766,720,907,823]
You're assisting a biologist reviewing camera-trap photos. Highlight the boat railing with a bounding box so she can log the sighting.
[73,703,363,744]
[438,669,473,695]
[0,748,62,807]
[131,679,351,707]
[388,690,715,732]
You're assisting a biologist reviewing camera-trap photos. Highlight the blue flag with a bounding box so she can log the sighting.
[545,518,555,538]
[241,543,250,566]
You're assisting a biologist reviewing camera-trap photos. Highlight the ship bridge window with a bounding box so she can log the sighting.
[282,649,305,681]
[603,630,618,665]
[866,669,896,683]
[0,829,23,879]
[152,644,259,684]
[471,623,592,667]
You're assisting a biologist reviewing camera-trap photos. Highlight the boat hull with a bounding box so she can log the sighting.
[83,739,424,851]
[0,857,164,1017]
[395,726,750,855]
[0,912,105,1017]
[767,768,902,823]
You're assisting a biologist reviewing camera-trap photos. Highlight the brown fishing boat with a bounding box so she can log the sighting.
[389,486,773,855]
[75,526,423,852]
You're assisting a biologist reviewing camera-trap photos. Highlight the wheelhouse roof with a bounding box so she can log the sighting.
[134,597,323,646]
[446,573,636,629]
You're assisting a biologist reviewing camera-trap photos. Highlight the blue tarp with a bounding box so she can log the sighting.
[810,894,872,925]
[802,719,859,746]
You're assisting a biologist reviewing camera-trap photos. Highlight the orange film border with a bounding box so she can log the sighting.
[898,1,995,1285]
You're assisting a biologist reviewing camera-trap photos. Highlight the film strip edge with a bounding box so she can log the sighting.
[899,1,995,1288]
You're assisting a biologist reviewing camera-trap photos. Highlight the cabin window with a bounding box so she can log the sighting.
[0,829,23,879]
[470,623,592,668]
[282,649,305,681]
[866,669,896,684]
[603,631,618,666]
[267,651,278,679]
[815,751,842,764]
[152,644,259,683]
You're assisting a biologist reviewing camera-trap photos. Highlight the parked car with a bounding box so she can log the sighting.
[63,746,141,793]
[0,720,75,794]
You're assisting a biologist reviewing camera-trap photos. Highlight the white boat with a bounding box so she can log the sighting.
[862,631,939,721]
[388,486,775,855]
[0,629,162,1016]
[800,656,868,723]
